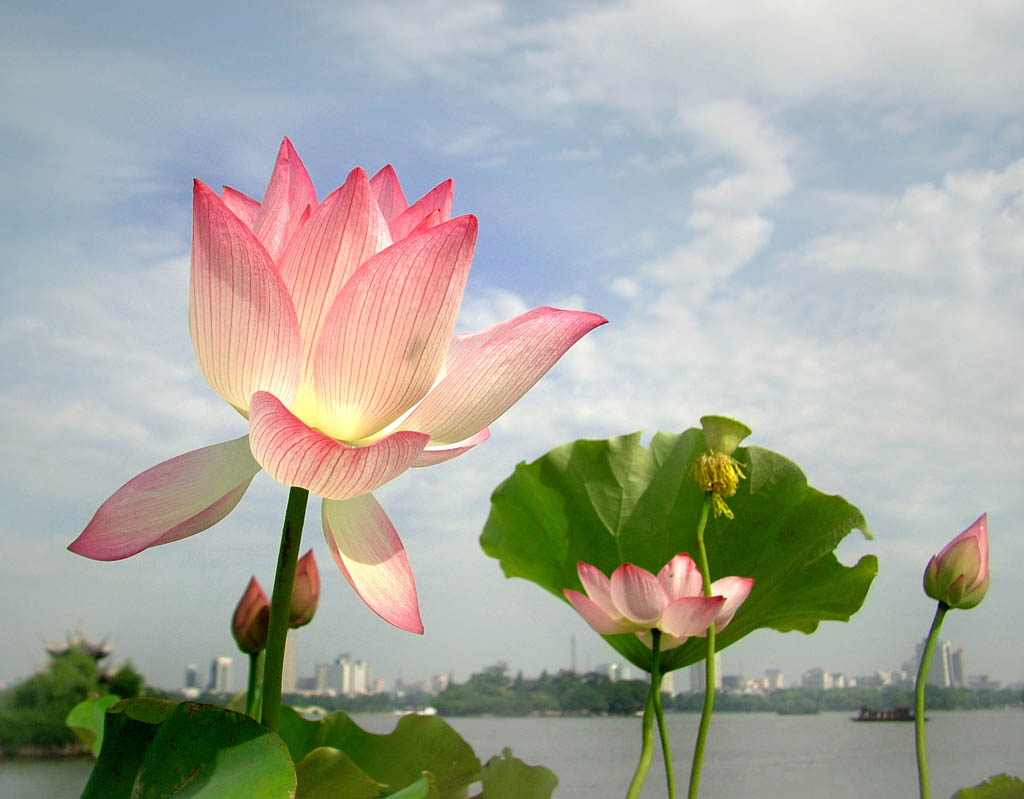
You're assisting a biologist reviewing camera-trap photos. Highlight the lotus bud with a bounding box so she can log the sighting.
[289,549,321,628]
[923,514,990,610]
[695,415,751,519]
[232,576,270,653]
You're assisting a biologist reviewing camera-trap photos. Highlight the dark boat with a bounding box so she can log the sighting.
[851,706,921,722]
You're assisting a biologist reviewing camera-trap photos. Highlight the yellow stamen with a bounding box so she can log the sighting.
[695,452,746,518]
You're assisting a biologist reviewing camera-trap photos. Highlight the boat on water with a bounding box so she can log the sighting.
[851,706,922,722]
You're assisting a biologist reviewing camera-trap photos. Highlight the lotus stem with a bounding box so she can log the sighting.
[627,629,662,799]
[915,601,948,799]
[651,630,676,799]
[261,485,309,731]
[245,650,265,720]
[688,494,715,799]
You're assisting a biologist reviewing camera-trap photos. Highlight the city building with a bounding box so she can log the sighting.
[689,654,722,692]
[207,657,232,693]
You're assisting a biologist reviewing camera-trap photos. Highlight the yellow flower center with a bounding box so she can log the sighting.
[695,452,746,519]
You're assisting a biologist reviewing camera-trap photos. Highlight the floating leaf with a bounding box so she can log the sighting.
[278,707,479,798]
[477,748,558,798]
[480,429,877,673]
[81,699,295,799]
[295,746,381,799]
[66,694,121,756]
[952,774,1024,798]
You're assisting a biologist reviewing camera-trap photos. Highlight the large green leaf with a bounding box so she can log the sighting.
[953,774,1024,798]
[66,694,121,756]
[480,429,877,673]
[278,707,479,798]
[477,748,558,799]
[81,699,295,799]
[295,746,381,799]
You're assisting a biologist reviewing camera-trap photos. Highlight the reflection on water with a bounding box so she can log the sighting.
[1,710,1020,798]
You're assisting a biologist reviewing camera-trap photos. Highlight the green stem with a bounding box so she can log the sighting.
[915,601,948,799]
[261,486,309,731]
[245,650,265,720]
[652,634,676,799]
[688,494,715,799]
[627,630,662,799]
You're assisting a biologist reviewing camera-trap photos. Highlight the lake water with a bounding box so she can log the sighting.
[1,710,1020,798]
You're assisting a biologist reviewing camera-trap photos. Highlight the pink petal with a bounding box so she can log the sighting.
[400,307,607,445]
[610,563,668,626]
[68,437,259,561]
[708,576,754,631]
[189,180,301,413]
[322,494,423,633]
[660,596,726,638]
[252,138,317,261]
[387,179,453,241]
[248,391,428,500]
[577,562,619,618]
[411,428,490,467]
[564,590,641,635]
[657,553,703,600]
[278,167,392,383]
[369,164,408,222]
[312,216,478,442]
[221,186,260,228]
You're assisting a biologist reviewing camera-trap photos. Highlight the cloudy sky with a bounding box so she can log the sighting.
[2,0,1022,693]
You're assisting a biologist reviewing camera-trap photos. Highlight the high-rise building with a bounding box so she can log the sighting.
[207,657,232,693]
[689,654,722,692]
[916,638,953,687]
[184,664,199,689]
[950,648,967,688]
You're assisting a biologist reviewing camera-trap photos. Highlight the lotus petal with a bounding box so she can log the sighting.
[564,590,640,635]
[401,307,607,445]
[189,180,302,413]
[610,564,668,626]
[709,576,755,631]
[657,553,703,601]
[369,164,407,222]
[252,138,317,261]
[69,436,260,560]
[322,494,423,633]
[412,429,490,467]
[248,391,428,500]
[387,179,453,241]
[312,216,477,442]
[660,596,725,638]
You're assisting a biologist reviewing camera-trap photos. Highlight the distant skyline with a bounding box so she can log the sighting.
[2,2,1023,694]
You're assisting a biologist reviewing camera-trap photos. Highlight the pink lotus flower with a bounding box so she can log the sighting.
[289,549,320,628]
[232,576,270,654]
[70,139,606,634]
[564,554,754,651]
[923,514,990,609]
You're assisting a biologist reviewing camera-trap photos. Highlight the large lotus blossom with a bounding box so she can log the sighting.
[923,513,990,610]
[564,555,754,651]
[70,139,606,634]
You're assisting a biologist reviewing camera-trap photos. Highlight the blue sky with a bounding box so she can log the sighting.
[2,0,1023,692]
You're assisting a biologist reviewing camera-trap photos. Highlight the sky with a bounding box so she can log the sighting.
[2,0,1023,694]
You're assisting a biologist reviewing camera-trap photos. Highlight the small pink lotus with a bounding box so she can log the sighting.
[70,140,606,634]
[923,514,990,609]
[289,549,320,628]
[232,576,270,654]
[564,554,754,650]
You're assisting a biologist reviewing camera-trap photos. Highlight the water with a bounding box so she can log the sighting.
[1,710,1020,798]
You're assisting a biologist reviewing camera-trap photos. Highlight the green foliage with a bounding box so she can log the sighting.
[481,429,877,673]
[0,645,138,752]
[952,774,1024,798]
[278,707,479,798]
[82,698,295,799]
[106,660,144,698]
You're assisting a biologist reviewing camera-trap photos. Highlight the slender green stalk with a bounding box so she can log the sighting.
[627,630,662,799]
[915,601,948,799]
[261,486,309,731]
[651,629,676,799]
[245,650,265,720]
[688,495,715,799]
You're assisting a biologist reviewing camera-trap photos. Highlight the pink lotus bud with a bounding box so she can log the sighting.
[232,576,270,653]
[289,549,321,628]
[923,514,989,609]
